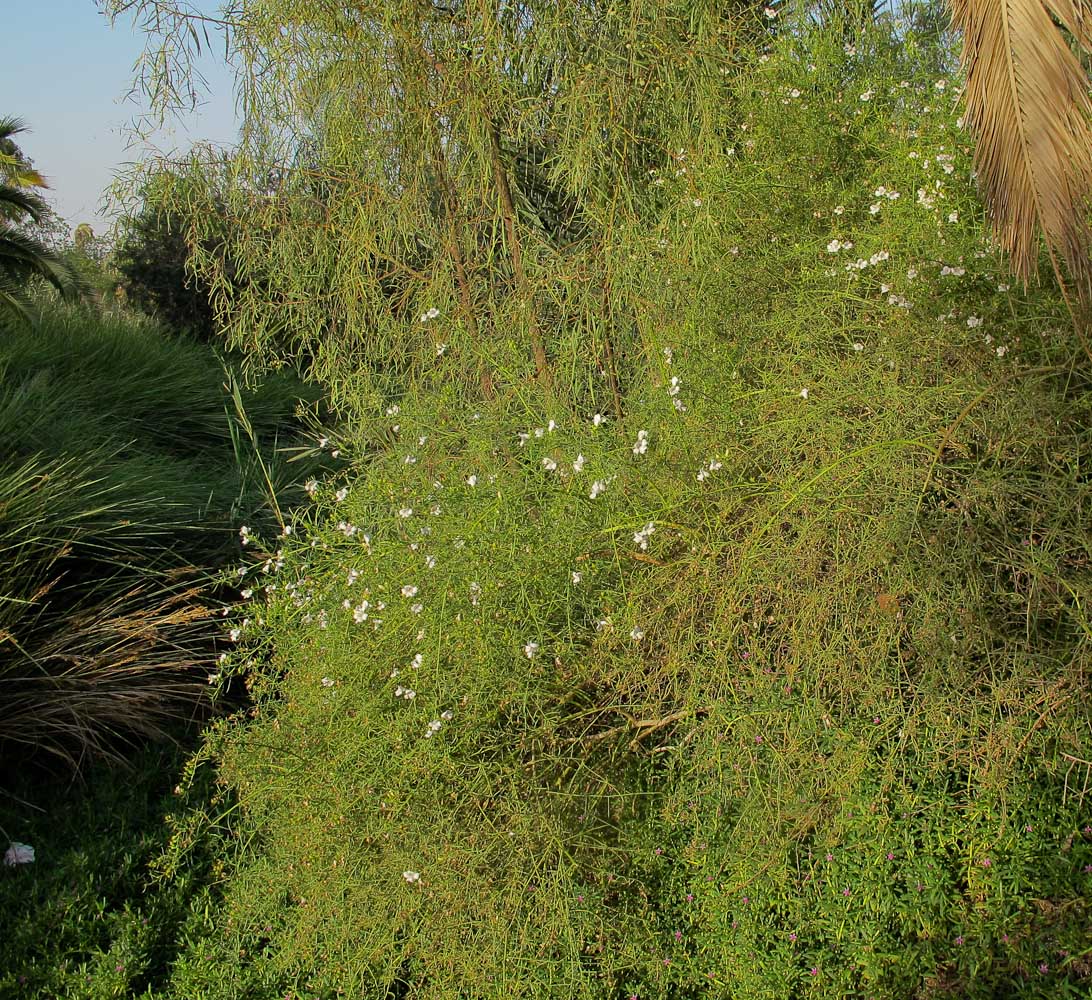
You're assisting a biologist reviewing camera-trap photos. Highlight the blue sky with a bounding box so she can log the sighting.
[1,1,238,231]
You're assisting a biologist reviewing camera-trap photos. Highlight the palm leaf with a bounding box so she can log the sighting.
[951,0,1092,301]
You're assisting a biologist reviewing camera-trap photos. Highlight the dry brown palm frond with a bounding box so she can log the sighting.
[951,0,1092,303]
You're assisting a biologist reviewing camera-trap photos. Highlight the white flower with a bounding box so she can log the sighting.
[398,507,413,518]
[967,315,982,328]
[410,603,423,614]
[547,420,557,433]
[948,212,959,223]
[826,239,843,253]
[934,78,947,91]
[402,870,421,883]
[321,677,335,687]
[412,653,424,669]
[633,522,656,551]
[859,89,874,101]
[335,487,349,502]
[517,432,530,446]
[353,600,370,623]
[852,342,864,352]
[632,430,649,456]
[870,203,882,215]
[401,585,419,598]
[425,554,437,569]
[542,457,558,472]
[305,479,318,495]
[630,627,645,641]
[572,571,583,584]
[4,842,34,866]
[466,474,478,487]
[435,342,448,357]
[764,5,777,16]
[523,641,540,659]
[419,306,440,323]
[572,454,586,473]
[590,479,609,499]
[592,413,605,426]
[799,388,809,400]
[386,405,400,417]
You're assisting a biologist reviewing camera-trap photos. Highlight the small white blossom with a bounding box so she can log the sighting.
[630,627,645,641]
[632,430,649,456]
[466,474,478,487]
[401,585,419,598]
[402,870,421,883]
[335,487,349,502]
[321,677,335,688]
[398,507,413,518]
[572,571,583,584]
[523,641,540,659]
[542,457,558,472]
[4,843,34,867]
[799,388,809,400]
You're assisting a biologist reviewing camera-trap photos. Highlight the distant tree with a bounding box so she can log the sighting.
[113,176,219,339]
[0,117,83,323]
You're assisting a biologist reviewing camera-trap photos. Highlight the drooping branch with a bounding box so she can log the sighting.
[951,0,1092,304]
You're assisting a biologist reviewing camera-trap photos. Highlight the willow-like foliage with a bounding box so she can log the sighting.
[108,0,769,404]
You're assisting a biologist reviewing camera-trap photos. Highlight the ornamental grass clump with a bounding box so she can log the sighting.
[0,307,320,768]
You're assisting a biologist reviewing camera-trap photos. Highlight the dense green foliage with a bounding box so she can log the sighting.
[0,306,322,766]
[5,2,1091,997]
[113,177,222,339]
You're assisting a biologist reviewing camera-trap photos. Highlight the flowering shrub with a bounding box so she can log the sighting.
[16,9,1091,1000]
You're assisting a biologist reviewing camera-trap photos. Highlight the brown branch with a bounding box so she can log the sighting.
[485,118,550,383]
[565,707,707,749]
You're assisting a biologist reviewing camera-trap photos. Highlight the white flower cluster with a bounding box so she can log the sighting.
[419,307,441,322]
[633,522,656,551]
[696,458,723,482]
[632,430,650,456]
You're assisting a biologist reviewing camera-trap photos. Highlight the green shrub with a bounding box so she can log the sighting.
[180,26,1092,994]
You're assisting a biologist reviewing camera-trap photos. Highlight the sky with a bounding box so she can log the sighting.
[1,0,239,232]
